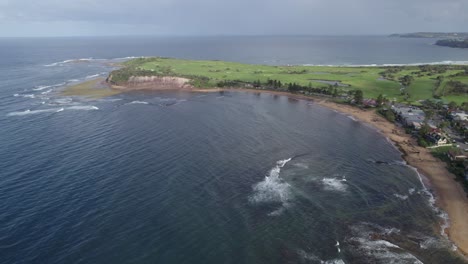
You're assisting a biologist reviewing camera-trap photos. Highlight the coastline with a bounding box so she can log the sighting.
[206,88,468,256]
[193,88,468,257]
[315,98,468,257]
[95,78,468,256]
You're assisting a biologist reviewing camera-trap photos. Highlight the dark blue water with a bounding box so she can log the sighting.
[1,36,467,264]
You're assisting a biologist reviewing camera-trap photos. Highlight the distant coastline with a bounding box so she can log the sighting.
[390,32,468,39]
[435,39,468,49]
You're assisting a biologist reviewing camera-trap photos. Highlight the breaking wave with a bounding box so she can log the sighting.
[14,94,35,99]
[302,60,468,67]
[43,58,96,67]
[127,101,149,105]
[249,158,293,213]
[347,223,423,264]
[322,176,347,192]
[7,105,98,116]
[297,249,345,264]
[7,108,61,116]
[393,193,409,200]
[406,165,452,239]
[85,74,100,79]
[33,82,66,91]
[66,106,99,111]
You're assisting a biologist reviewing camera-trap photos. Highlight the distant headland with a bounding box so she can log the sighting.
[389,32,468,39]
[389,33,468,49]
[103,57,468,105]
[435,39,468,49]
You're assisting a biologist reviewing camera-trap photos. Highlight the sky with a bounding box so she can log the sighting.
[0,0,467,37]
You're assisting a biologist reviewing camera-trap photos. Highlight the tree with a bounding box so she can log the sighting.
[353,90,363,104]
[419,123,431,137]
[376,94,384,106]
[425,109,434,121]
[438,121,449,129]
[332,88,339,98]
[448,101,458,110]
[399,75,414,87]
[385,110,396,122]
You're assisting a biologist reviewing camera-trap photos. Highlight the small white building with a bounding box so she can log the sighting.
[451,112,468,121]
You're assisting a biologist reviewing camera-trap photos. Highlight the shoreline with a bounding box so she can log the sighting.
[211,88,468,256]
[93,80,468,256]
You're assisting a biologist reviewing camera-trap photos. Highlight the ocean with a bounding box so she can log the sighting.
[1,36,467,264]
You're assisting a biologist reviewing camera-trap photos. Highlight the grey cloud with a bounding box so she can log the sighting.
[0,0,466,36]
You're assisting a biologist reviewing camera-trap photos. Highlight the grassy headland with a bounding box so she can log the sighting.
[108,57,468,104]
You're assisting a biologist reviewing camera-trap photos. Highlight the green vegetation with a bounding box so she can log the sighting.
[62,78,121,98]
[110,57,468,103]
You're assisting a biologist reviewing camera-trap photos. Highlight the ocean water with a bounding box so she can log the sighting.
[1,36,467,264]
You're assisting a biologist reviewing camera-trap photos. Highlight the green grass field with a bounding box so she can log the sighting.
[111,57,468,104]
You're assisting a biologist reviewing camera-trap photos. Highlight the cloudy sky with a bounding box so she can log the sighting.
[0,0,467,37]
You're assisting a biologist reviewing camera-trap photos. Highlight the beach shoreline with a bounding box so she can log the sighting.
[93,79,468,256]
[216,88,468,257]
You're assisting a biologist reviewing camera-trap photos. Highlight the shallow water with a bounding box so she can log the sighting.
[0,36,467,264]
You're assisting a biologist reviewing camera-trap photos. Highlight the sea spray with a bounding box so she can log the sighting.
[322,176,348,192]
[249,158,293,213]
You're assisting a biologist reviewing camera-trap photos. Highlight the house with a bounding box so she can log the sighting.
[362,99,377,107]
[451,111,468,121]
[391,105,425,129]
[427,132,448,146]
[448,149,467,161]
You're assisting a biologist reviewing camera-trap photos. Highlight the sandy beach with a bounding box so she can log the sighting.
[315,98,468,257]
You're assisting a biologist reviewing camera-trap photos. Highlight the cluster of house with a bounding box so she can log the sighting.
[450,111,468,122]
[447,150,468,181]
[391,105,426,130]
[390,106,468,181]
[391,105,452,146]
[449,111,468,132]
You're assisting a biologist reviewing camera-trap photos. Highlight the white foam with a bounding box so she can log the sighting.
[33,82,66,90]
[297,250,345,264]
[322,177,348,192]
[348,223,424,263]
[43,58,94,67]
[249,158,293,211]
[127,101,149,105]
[347,115,357,121]
[407,165,452,239]
[41,89,53,95]
[98,98,122,102]
[393,193,409,200]
[349,236,423,263]
[302,60,468,67]
[33,85,52,91]
[50,98,73,105]
[7,108,60,116]
[336,241,341,253]
[293,162,309,169]
[66,106,99,111]
[85,74,100,79]
[408,188,416,195]
[14,94,35,98]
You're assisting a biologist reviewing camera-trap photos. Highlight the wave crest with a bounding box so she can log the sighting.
[249,158,293,213]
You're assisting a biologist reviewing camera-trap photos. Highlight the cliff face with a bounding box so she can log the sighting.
[108,75,193,90]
